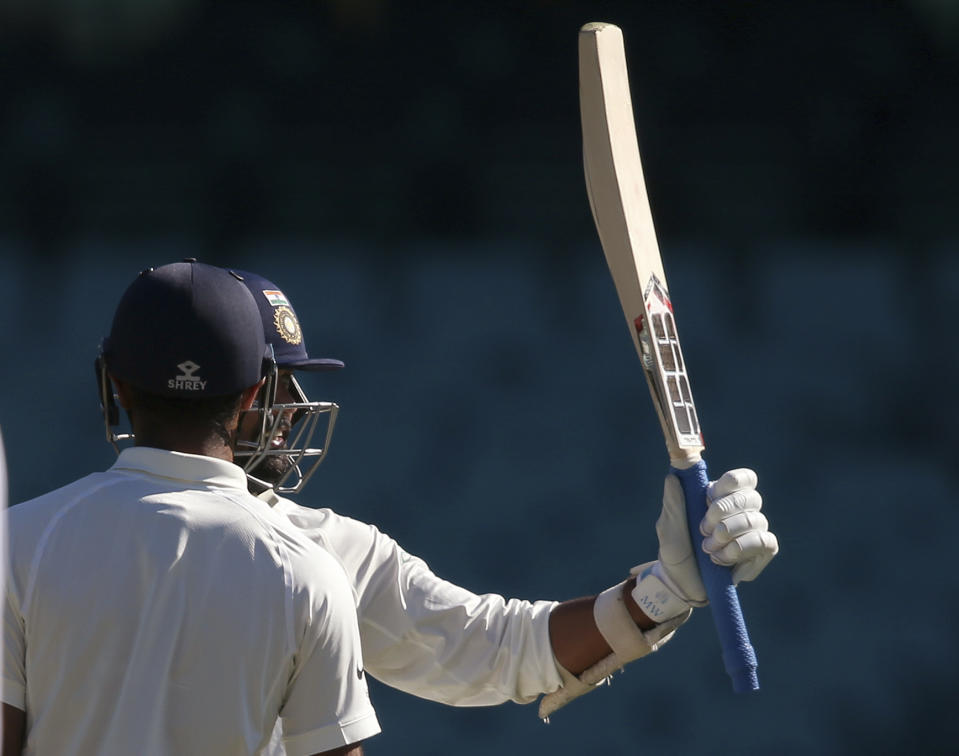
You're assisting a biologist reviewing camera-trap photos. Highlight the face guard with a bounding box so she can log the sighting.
[234,372,339,495]
[96,351,132,453]
[95,344,280,464]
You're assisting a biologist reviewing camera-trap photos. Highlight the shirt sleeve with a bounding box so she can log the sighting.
[351,523,564,706]
[273,500,565,708]
[278,546,381,756]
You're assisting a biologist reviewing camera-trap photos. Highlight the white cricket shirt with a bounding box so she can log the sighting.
[260,491,564,707]
[3,447,380,756]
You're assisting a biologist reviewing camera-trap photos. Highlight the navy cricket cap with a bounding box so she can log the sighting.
[103,260,270,396]
[229,270,344,372]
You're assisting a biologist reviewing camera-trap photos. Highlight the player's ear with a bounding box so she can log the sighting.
[239,379,266,412]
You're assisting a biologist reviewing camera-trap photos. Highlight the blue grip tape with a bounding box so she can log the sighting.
[670,460,759,693]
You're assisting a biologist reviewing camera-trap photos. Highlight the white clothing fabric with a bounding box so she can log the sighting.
[260,490,564,707]
[3,447,380,756]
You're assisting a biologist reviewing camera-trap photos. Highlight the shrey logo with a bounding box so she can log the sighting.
[168,360,207,391]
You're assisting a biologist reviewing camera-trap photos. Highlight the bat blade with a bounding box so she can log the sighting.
[578,21,759,693]
[579,23,701,465]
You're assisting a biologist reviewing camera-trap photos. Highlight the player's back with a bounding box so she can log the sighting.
[3,447,373,755]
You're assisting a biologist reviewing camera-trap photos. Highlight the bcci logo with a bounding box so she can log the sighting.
[273,306,302,345]
[168,360,207,391]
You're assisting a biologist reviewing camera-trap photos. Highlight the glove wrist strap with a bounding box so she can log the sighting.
[593,580,653,662]
[630,561,691,622]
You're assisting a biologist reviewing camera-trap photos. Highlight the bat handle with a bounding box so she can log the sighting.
[670,460,760,693]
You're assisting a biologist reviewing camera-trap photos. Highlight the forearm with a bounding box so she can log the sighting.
[540,572,691,719]
[548,577,654,674]
[2,704,25,756]
[312,744,364,756]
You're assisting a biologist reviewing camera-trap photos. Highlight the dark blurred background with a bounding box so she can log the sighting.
[2,1,958,753]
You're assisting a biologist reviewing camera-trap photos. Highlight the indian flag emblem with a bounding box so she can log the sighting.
[262,289,290,307]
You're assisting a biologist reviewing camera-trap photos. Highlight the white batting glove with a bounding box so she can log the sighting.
[630,468,778,623]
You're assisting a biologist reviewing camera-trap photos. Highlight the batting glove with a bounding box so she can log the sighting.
[630,468,778,622]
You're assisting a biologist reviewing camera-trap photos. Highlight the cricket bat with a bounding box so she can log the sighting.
[579,22,759,692]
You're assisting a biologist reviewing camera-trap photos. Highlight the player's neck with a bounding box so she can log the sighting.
[132,429,236,462]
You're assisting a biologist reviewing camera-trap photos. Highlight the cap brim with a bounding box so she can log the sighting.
[280,357,345,371]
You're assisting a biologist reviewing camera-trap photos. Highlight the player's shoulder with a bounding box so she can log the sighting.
[10,472,110,522]
[6,471,130,563]
[266,494,376,540]
[262,493,404,570]
[276,514,360,613]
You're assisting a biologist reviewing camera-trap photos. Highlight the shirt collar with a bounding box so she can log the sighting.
[110,447,250,491]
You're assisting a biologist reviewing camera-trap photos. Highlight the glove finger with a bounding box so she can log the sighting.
[706,530,779,569]
[657,474,693,565]
[706,468,758,501]
[730,533,779,583]
[700,489,763,536]
[706,511,769,546]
